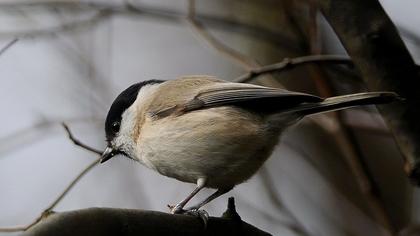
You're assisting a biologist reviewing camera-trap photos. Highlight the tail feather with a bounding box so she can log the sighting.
[294,92,399,116]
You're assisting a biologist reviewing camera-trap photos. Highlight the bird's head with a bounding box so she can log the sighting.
[101,80,163,163]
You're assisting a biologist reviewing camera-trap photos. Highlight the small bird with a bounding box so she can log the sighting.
[101,75,398,215]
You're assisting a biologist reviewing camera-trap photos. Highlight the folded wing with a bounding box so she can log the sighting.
[182,83,323,113]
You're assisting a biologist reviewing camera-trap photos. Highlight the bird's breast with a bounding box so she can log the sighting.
[134,107,281,188]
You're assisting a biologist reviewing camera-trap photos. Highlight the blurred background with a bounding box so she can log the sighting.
[0,0,419,235]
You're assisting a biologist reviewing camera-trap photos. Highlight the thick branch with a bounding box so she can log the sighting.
[22,208,271,236]
[315,0,420,185]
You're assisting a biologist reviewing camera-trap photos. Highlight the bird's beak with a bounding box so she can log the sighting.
[101,146,116,163]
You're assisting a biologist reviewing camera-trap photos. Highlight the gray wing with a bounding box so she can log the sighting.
[182,84,323,113]
[151,82,323,118]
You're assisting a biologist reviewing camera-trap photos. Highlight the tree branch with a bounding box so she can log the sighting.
[234,54,353,83]
[185,0,284,90]
[0,126,272,235]
[62,123,102,155]
[234,54,420,83]
[314,0,420,185]
[21,205,271,236]
[296,6,394,233]
[0,38,18,56]
[186,0,259,71]
[0,123,101,232]
[258,167,311,236]
[0,0,296,48]
[0,11,111,39]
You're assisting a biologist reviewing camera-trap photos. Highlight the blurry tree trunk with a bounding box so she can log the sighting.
[316,0,420,181]
[316,0,419,230]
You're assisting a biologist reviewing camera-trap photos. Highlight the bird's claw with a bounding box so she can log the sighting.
[184,208,209,228]
[167,204,185,214]
[168,204,209,228]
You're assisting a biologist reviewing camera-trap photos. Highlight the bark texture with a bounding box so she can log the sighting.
[22,208,271,236]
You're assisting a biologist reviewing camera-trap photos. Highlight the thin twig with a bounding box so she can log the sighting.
[259,167,312,236]
[62,123,102,154]
[282,140,391,235]
[185,0,284,90]
[0,38,18,56]
[302,6,393,235]
[308,0,321,55]
[0,0,297,48]
[187,4,391,232]
[47,159,101,211]
[0,124,102,232]
[186,19,258,70]
[0,117,102,160]
[0,11,111,39]
[234,55,353,83]
[186,0,258,71]
[317,0,420,191]
[185,0,318,233]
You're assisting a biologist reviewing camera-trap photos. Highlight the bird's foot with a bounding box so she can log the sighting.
[184,207,209,227]
[167,204,185,214]
[167,204,209,228]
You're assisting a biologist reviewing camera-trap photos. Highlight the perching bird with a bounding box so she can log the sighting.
[100,75,398,215]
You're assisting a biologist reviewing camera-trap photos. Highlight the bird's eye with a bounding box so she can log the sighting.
[111,121,120,133]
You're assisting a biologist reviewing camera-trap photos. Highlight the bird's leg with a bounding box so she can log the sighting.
[169,178,206,214]
[185,187,233,211]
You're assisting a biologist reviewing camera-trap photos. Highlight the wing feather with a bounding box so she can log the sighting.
[150,79,323,119]
[183,83,322,112]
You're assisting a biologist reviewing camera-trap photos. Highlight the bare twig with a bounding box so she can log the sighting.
[48,159,101,211]
[0,1,295,47]
[234,53,419,84]
[0,117,102,160]
[332,117,394,234]
[0,157,100,232]
[306,6,393,234]
[187,2,392,233]
[186,2,258,70]
[282,140,391,236]
[0,123,101,232]
[259,167,311,236]
[274,4,394,234]
[308,0,321,54]
[185,0,283,90]
[187,20,256,70]
[0,38,18,56]
[0,11,111,39]
[62,123,102,154]
[316,0,420,191]
[234,55,353,82]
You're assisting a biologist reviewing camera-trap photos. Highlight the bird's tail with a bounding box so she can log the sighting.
[293,92,400,116]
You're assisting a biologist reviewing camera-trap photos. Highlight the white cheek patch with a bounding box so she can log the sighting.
[113,83,160,160]
[113,109,137,157]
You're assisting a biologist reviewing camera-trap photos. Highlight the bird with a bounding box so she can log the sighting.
[100,75,398,216]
